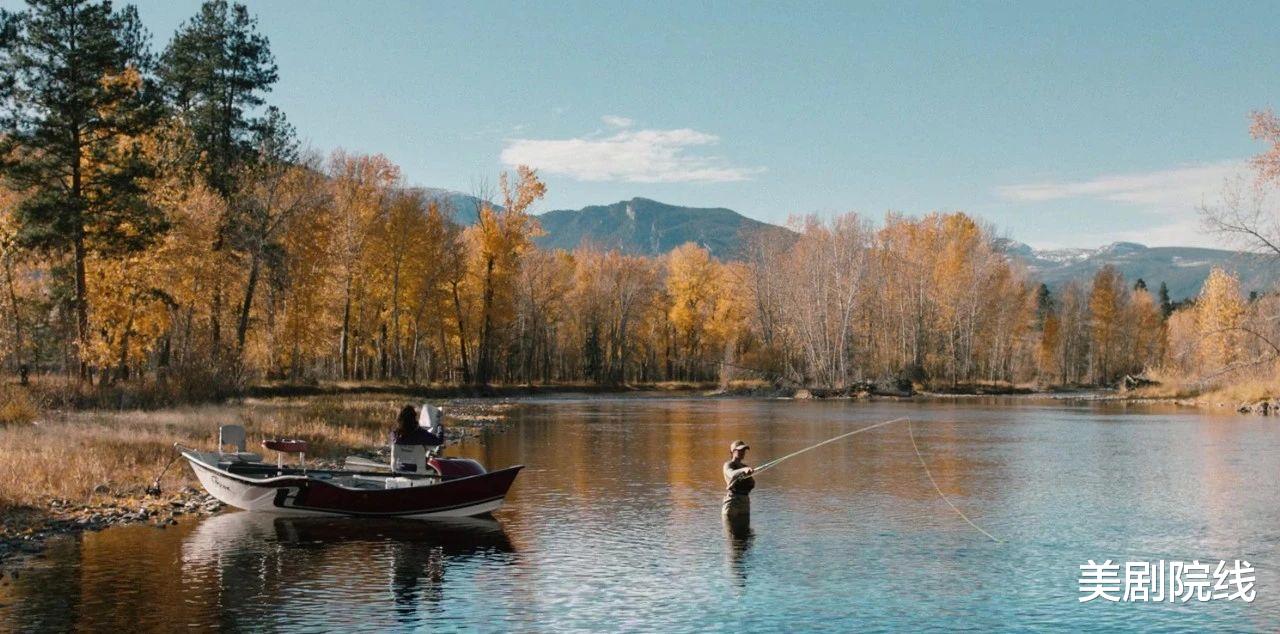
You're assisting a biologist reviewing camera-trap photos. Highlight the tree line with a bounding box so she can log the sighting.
[0,0,1269,396]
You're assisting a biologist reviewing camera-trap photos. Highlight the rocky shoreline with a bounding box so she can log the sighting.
[712,380,1280,417]
[0,487,225,567]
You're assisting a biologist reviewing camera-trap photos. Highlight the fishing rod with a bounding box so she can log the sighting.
[750,416,908,477]
[727,415,1002,543]
[727,417,908,492]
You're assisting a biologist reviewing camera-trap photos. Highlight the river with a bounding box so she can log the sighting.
[1,396,1277,631]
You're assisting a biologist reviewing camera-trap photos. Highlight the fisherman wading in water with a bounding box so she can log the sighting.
[723,440,755,519]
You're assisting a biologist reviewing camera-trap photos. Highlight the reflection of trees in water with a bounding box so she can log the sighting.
[181,512,515,629]
[0,519,210,631]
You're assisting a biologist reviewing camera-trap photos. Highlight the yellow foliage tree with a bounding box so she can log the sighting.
[468,166,546,385]
[1196,267,1245,370]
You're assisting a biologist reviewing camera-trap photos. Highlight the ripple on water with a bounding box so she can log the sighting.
[2,398,1278,631]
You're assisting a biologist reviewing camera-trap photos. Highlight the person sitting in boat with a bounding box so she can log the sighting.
[393,404,445,446]
[723,440,755,519]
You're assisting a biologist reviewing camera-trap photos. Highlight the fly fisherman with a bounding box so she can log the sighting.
[723,440,755,519]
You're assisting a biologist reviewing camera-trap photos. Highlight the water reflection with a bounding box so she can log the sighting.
[181,512,514,629]
[4,398,1279,631]
[723,513,754,588]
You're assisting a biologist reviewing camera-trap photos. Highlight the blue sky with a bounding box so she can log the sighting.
[12,0,1280,248]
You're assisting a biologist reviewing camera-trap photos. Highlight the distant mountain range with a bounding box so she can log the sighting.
[997,239,1276,300]
[417,188,489,225]
[533,197,791,258]
[421,188,1275,299]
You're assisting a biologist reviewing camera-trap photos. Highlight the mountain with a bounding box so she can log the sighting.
[416,188,491,225]
[532,197,792,258]
[418,188,1273,299]
[998,239,1277,300]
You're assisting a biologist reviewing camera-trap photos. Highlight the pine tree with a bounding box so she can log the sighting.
[160,0,278,353]
[159,0,277,199]
[1157,281,1172,318]
[0,0,166,378]
[1034,283,1054,326]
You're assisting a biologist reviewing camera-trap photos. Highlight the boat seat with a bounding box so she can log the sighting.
[262,438,309,475]
[263,439,309,453]
[218,424,262,462]
[420,404,444,440]
[391,443,437,474]
[220,424,247,452]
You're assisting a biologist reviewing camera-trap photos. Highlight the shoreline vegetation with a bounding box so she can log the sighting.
[1,0,1277,420]
[0,375,1269,571]
[0,391,516,568]
[3,0,1280,580]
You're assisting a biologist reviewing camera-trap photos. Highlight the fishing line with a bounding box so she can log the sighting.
[751,416,909,476]
[907,418,1002,543]
[730,415,1003,543]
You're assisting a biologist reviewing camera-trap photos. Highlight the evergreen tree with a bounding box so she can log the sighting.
[1133,278,1147,292]
[159,0,277,199]
[1034,282,1054,326]
[0,0,166,378]
[1157,281,1172,318]
[159,0,279,353]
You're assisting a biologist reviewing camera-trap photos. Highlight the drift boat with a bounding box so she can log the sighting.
[179,422,522,519]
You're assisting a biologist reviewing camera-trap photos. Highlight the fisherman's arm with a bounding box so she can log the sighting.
[724,464,754,485]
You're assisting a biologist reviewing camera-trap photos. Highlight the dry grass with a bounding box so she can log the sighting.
[1129,365,1280,403]
[1125,380,1203,400]
[0,395,449,512]
[0,385,39,426]
[1199,378,1280,405]
[24,369,240,411]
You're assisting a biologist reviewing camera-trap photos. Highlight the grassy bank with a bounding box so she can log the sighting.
[0,393,514,563]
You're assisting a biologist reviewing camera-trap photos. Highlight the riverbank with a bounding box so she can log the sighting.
[3,378,1270,566]
[0,394,516,566]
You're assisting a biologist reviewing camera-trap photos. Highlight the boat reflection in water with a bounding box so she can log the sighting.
[181,511,516,630]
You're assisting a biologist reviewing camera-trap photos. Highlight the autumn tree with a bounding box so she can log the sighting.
[230,110,323,357]
[1088,265,1127,384]
[0,186,36,377]
[778,214,871,387]
[469,166,545,386]
[665,242,746,381]
[1196,267,1245,371]
[160,0,278,354]
[0,0,167,379]
[511,248,572,383]
[327,150,400,379]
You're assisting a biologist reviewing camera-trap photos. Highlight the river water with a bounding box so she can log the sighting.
[2,396,1278,632]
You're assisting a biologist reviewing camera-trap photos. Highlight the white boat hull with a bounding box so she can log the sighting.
[183,450,519,518]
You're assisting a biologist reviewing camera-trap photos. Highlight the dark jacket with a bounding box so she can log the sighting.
[723,460,756,496]
[393,425,444,446]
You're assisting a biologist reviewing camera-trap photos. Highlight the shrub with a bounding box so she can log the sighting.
[0,385,39,425]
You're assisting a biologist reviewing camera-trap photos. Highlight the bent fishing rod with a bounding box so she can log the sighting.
[749,416,909,478]
[728,416,1001,543]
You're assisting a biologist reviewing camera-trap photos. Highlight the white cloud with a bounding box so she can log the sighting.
[996,160,1245,208]
[601,115,634,128]
[501,126,763,183]
[996,160,1257,247]
[1105,216,1224,248]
